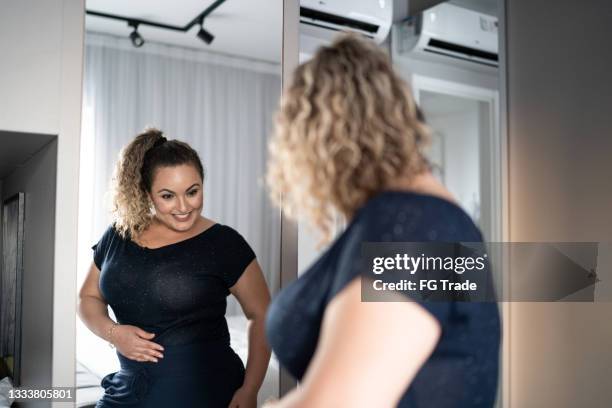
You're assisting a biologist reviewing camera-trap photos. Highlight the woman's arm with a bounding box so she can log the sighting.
[77,262,117,341]
[229,259,272,405]
[265,277,441,408]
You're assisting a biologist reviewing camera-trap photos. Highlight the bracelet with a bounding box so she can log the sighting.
[107,322,120,349]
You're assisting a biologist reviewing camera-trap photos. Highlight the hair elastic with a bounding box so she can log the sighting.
[153,136,167,148]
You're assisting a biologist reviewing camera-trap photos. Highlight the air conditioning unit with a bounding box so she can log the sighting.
[299,0,392,59]
[396,3,498,67]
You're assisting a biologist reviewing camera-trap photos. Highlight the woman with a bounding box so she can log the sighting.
[78,129,271,407]
[264,35,500,407]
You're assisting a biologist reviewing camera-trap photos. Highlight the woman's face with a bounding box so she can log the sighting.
[148,164,203,232]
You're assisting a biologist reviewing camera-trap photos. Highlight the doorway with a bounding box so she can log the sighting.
[412,75,503,244]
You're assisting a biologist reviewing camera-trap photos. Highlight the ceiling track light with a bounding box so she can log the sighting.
[197,19,215,44]
[128,22,145,48]
[86,0,226,48]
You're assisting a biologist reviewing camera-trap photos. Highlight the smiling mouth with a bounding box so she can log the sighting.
[172,212,192,221]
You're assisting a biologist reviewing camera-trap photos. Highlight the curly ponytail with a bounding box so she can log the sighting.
[111,128,166,238]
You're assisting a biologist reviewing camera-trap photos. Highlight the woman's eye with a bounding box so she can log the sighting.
[161,194,173,200]
[187,190,198,196]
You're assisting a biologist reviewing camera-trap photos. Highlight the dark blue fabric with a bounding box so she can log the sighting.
[266,191,501,408]
[92,223,254,407]
[95,340,245,408]
[92,223,255,346]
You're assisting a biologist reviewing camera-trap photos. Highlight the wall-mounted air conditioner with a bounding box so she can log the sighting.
[299,0,392,59]
[396,3,498,67]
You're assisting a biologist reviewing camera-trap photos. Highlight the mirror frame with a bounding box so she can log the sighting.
[278,0,300,397]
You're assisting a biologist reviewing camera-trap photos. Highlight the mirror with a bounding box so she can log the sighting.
[76,1,283,406]
[1,193,25,387]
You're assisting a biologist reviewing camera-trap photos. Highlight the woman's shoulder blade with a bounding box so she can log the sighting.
[310,191,483,301]
[354,191,482,242]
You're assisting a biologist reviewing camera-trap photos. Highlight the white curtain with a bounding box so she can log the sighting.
[78,33,282,315]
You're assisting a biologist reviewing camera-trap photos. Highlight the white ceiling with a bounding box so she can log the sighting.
[85,0,497,64]
[85,0,283,63]
[449,0,498,16]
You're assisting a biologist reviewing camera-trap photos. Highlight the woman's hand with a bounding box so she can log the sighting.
[111,325,164,363]
[228,386,257,408]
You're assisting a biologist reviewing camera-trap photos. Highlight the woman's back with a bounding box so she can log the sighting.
[266,191,501,407]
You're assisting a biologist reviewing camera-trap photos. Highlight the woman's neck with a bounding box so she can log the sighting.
[386,171,457,204]
[148,215,206,238]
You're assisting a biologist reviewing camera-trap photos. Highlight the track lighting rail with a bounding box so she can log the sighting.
[86,0,226,46]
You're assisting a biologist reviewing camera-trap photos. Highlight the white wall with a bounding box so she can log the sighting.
[426,105,481,222]
[0,4,63,134]
[3,141,57,402]
[0,0,85,401]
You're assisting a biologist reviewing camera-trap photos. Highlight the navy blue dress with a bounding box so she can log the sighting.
[92,223,255,407]
[266,191,501,407]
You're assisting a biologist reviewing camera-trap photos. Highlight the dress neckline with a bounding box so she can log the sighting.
[129,223,220,251]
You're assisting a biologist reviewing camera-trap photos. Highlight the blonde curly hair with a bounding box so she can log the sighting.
[111,128,204,239]
[266,34,431,243]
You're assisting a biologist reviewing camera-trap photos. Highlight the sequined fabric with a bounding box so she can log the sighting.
[95,340,245,407]
[92,223,255,346]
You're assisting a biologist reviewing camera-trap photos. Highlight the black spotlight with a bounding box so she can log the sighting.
[197,23,214,44]
[129,22,145,47]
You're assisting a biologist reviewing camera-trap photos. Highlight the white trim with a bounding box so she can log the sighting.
[498,0,510,405]
[52,0,84,400]
[86,31,281,75]
[412,74,498,105]
[279,0,300,398]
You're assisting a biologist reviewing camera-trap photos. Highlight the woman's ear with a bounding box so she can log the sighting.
[146,191,156,212]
